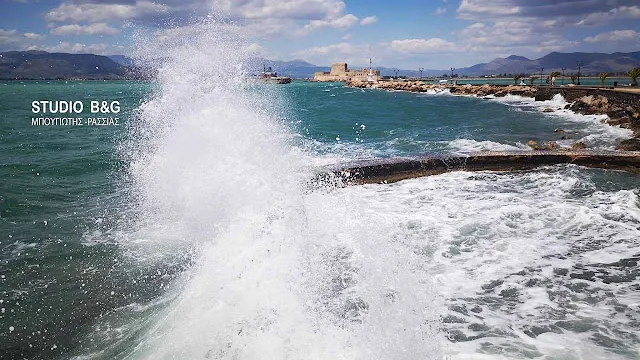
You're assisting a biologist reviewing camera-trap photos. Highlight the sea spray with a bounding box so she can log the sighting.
[111,19,442,360]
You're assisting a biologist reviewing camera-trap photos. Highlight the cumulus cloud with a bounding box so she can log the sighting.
[215,0,347,21]
[577,5,640,26]
[44,0,356,42]
[300,14,358,34]
[46,1,170,23]
[291,42,376,65]
[35,41,125,55]
[391,38,458,53]
[457,20,576,55]
[293,42,359,56]
[360,16,378,25]
[24,33,45,40]
[0,29,45,51]
[457,0,521,19]
[434,7,447,16]
[457,0,640,26]
[51,23,122,36]
[584,30,640,43]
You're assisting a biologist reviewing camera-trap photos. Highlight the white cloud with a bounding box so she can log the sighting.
[434,7,447,16]
[46,1,170,23]
[391,38,458,53]
[291,42,377,65]
[584,30,640,43]
[293,42,359,56]
[456,19,577,56]
[24,33,45,40]
[0,29,45,51]
[457,0,520,19]
[215,0,347,20]
[577,6,640,26]
[300,14,358,34]
[360,16,378,25]
[35,41,125,55]
[51,23,121,36]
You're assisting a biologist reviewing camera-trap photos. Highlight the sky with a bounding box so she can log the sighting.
[1,0,640,69]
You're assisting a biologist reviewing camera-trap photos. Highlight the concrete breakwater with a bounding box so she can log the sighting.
[321,151,640,185]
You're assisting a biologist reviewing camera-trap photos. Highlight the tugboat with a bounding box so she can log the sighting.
[262,65,292,84]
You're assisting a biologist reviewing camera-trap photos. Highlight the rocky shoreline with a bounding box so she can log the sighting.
[347,80,640,151]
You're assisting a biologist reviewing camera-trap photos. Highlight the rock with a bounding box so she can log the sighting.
[561,135,569,140]
[616,138,640,151]
[572,142,586,150]
[554,128,564,133]
[610,117,632,126]
[522,91,534,97]
[528,140,558,151]
[543,108,554,112]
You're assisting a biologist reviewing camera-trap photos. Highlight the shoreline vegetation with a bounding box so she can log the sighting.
[347,79,640,151]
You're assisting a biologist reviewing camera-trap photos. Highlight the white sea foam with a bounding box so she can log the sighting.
[490,93,633,149]
[108,19,443,360]
[333,168,640,359]
[446,139,529,153]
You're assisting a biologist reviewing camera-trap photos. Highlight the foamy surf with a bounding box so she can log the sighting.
[101,19,444,360]
[490,93,633,150]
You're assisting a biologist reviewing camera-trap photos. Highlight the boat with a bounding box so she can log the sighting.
[261,65,292,84]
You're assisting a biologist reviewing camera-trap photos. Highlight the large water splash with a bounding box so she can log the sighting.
[114,19,442,360]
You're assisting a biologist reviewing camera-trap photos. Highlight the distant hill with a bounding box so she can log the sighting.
[456,51,640,76]
[108,55,134,66]
[247,58,329,79]
[2,50,638,80]
[0,50,127,80]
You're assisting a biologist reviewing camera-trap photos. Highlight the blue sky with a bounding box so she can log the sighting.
[1,0,639,69]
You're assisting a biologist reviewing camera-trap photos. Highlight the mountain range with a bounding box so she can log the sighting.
[460,52,640,76]
[1,50,639,80]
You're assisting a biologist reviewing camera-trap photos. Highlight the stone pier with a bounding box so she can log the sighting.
[535,86,640,108]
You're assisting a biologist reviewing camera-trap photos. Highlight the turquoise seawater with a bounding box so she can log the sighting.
[1,79,640,359]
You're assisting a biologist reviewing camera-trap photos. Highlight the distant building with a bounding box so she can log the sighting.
[314,62,380,82]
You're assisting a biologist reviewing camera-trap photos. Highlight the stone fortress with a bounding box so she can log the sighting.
[314,62,380,82]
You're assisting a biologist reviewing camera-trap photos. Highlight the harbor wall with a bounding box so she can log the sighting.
[535,86,640,108]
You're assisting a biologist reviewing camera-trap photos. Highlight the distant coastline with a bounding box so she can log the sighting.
[1,49,639,81]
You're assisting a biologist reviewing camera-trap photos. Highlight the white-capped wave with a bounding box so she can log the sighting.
[446,139,529,153]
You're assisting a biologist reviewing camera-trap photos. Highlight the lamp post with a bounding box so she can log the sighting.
[561,67,566,86]
[394,69,399,79]
[419,67,424,80]
[576,61,583,85]
[450,67,455,84]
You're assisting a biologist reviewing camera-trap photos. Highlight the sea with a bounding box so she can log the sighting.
[2,27,640,360]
